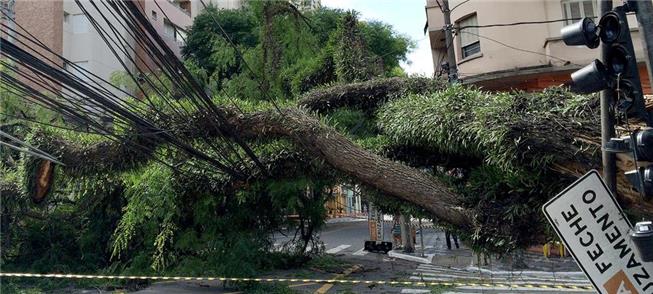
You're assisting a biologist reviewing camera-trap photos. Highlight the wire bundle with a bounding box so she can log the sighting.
[0,0,265,180]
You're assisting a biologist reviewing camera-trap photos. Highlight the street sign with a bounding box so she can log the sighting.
[543,170,653,294]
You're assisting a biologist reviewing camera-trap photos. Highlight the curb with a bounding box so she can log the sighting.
[388,250,435,264]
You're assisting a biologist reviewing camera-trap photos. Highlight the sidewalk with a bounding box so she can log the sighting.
[390,228,581,273]
[325,216,367,224]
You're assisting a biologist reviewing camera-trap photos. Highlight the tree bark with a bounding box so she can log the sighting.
[227,108,474,229]
[298,77,445,113]
[400,214,414,253]
[36,107,473,230]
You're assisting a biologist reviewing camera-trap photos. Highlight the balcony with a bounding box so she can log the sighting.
[425,0,445,50]
[167,0,191,16]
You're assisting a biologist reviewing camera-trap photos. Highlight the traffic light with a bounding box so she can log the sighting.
[562,2,653,265]
[605,128,653,200]
[561,6,651,124]
[631,221,653,262]
[624,129,653,199]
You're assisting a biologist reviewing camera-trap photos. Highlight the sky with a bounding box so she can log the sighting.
[321,0,434,76]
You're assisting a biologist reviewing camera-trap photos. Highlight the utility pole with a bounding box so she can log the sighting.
[441,0,458,83]
[632,0,653,90]
[599,0,617,195]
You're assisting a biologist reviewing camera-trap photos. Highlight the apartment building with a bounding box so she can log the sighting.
[1,0,197,96]
[3,0,322,94]
[425,0,652,93]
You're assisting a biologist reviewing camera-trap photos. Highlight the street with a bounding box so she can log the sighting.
[126,219,592,294]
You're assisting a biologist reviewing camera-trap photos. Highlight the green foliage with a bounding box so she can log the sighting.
[183,3,412,100]
[281,53,336,97]
[359,20,414,75]
[111,163,176,269]
[182,5,258,76]
[332,11,382,83]
[378,85,599,172]
[375,85,601,252]
[326,108,377,139]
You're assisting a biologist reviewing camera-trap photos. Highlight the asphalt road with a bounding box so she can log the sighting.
[69,219,590,293]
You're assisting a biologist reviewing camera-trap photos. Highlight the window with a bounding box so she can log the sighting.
[163,19,175,37]
[151,10,157,21]
[65,61,90,82]
[457,14,481,59]
[64,12,70,23]
[562,0,596,25]
[175,28,187,44]
[71,14,88,33]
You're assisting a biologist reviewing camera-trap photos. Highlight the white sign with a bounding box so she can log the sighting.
[543,170,653,294]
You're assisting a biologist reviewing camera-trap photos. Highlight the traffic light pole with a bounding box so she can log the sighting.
[632,0,653,91]
[442,0,459,83]
[599,0,617,195]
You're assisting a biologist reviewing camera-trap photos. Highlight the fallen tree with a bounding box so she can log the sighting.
[14,78,653,254]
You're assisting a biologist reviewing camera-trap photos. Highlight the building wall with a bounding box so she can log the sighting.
[13,0,63,65]
[426,0,652,92]
[191,0,244,18]
[62,0,136,92]
[5,0,194,98]
[136,0,192,73]
[3,0,64,91]
[325,184,364,218]
[142,0,192,58]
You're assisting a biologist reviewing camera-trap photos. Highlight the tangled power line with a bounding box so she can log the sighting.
[0,0,268,179]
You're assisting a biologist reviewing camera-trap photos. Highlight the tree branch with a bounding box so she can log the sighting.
[298,77,446,113]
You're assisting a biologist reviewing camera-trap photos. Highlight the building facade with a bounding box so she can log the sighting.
[425,0,652,93]
[3,0,216,95]
[325,184,365,218]
[3,0,322,95]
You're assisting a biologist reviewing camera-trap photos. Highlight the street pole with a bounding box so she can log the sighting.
[418,218,425,257]
[632,0,653,91]
[600,0,617,195]
[441,0,459,83]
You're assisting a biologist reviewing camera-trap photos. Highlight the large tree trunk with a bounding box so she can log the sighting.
[400,214,414,253]
[33,107,474,230]
[228,108,473,229]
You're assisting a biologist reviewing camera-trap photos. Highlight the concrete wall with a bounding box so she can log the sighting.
[6,0,64,91]
[137,0,192,72]
[62,0,135,94]
[143,0,193,58]
[13,0,63,65]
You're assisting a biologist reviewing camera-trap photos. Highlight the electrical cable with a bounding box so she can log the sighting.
[458,30,582,66]
[457,17,597,30]
[103,0,262,174]
[450,0,470,12]
[152,0,187,44]
[0,130,66,165]
[0,36,225,176]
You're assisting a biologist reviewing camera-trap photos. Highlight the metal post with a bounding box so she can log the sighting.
[632,0,653,91]
[600,0,617,195]
[380,212,385,242]
[419,218,425,257]
[441,0,459,83]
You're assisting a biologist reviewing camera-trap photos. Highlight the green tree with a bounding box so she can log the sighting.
[360,21,414,76]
